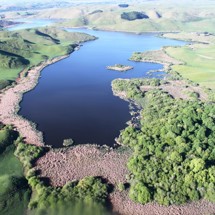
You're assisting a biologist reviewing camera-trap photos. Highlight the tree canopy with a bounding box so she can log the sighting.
[114,78,215,205]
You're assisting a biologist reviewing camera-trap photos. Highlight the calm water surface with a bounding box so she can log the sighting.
[19,28,185,147]
[7,19,57,31]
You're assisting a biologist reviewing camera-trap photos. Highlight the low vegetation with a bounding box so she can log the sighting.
[107,64,133,72]
[121,12,149,21]
[0,27,96,90]
[113,78,215,205]
[0,125,111,215]
[0,125,30,215]
[130,32,215,90]
[165,42,215,89]
[130,50,181,66]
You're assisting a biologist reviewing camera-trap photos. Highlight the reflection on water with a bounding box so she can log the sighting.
[19,28,186,147]
[7,19,57,31]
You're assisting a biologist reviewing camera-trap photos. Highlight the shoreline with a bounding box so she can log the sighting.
[106,65,134,72]
[60,24,181,35]
[0,55,69,146]
[0,26,214,214]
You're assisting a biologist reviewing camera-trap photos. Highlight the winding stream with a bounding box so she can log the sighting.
[19,28,185,147]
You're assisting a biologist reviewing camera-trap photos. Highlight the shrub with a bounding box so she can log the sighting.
[63,138,74,147]
[116,78,215,205]
[117,182,126,192]
[129,183,151,204]
[118,4,129,8]
[121,12,149,21]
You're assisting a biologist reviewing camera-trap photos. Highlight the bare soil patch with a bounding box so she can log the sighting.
[36,145,131,186]
[36,144,215,215]
[111,190,215,215]
[140,80,208,101]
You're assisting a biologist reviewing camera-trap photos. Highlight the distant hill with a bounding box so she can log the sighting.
[0,27,96,90]
[0,20,21,28]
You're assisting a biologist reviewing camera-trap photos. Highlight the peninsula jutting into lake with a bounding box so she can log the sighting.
[0,1,215,215]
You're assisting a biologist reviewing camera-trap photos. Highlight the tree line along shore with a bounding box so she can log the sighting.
[0,26,215,215]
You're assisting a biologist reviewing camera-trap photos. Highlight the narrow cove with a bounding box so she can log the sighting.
[19,29,185,147]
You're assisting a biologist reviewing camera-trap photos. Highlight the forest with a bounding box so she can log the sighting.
[113,78,215,205]
[0,124,109,215]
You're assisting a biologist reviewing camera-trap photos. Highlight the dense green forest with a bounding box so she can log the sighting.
[113,78,215,205]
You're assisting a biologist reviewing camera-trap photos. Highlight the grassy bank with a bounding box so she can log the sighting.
[0,27,96,90]
[130,32,215,90]
[163,33,215,89]
[0,125,30,215]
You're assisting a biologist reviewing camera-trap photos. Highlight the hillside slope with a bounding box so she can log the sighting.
[0,27,95,90]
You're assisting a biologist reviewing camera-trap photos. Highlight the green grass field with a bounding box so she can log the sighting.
[165,43,215,89]
[0,147,30,215]
[129,31,215,90]
[0,27,95,90]
[0,127,30,215]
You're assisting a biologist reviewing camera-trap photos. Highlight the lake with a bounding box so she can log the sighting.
[19,28,185,147]
[7,19,57,31]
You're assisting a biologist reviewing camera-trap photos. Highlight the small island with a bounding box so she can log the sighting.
[106,64,133,72]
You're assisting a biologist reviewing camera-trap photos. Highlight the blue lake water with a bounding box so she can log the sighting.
[19,28,185,147]
[7,19,57,31]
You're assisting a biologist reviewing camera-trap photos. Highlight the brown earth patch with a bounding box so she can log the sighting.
[131,49,182,67]
[140,80,208,101]
[111,190,215,215]
[35,145,131,186]
[35,144,215,215]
